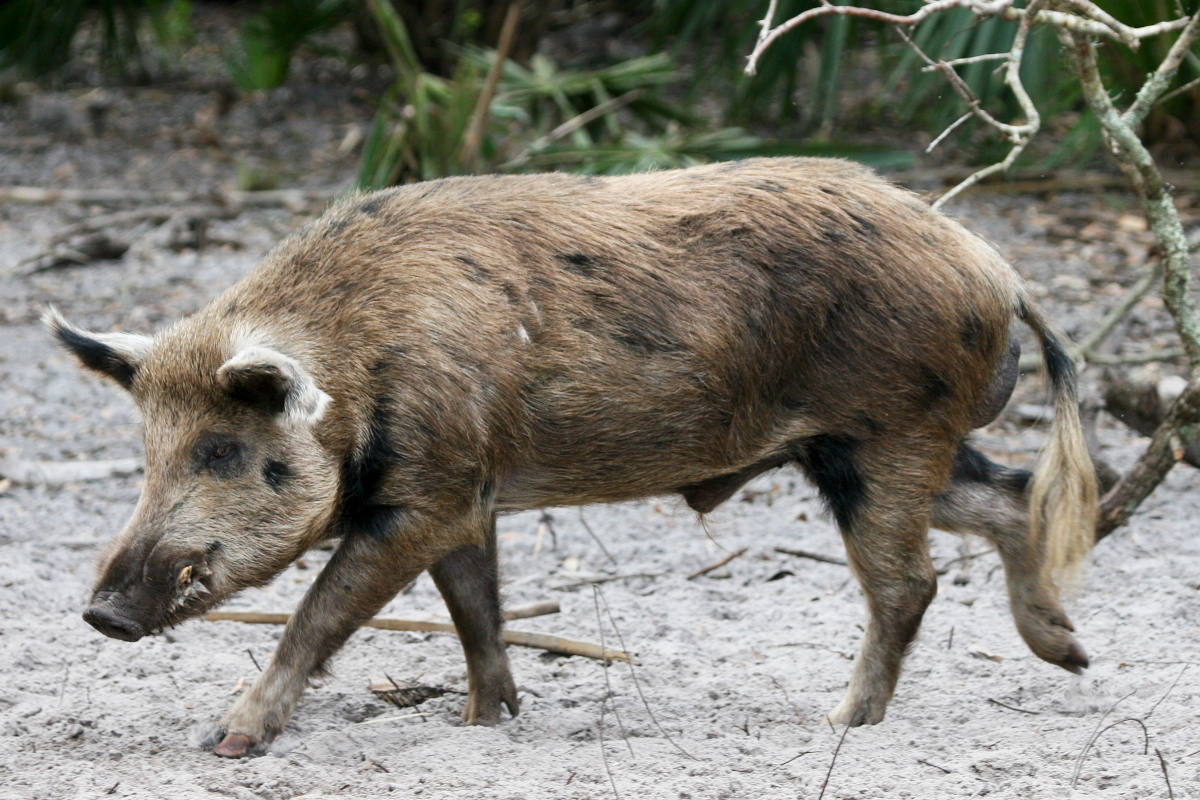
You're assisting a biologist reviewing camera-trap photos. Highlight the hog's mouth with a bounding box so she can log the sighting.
[84,562,219,642]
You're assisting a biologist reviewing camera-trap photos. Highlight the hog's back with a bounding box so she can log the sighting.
[224,158,1020,509]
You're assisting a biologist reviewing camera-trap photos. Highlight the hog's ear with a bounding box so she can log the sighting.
[217,345,331,426]
[43,307,152,391]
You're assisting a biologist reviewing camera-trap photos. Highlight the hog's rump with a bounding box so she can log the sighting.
[221,158,1022,511]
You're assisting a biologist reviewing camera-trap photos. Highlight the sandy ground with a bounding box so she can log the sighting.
[1,92,1199,797]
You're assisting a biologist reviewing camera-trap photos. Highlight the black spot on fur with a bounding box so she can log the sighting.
[339,403,409,540]
[822,228,848,245]
[325,217,350,235]
[920,366,953,404]
[207,540,222,553]
[755,180,786,193]
[855,411,884,435]
[949,443,1030,494]
[224,300,238,317]
[794,435,866,530]
[359,197,382,217]
[457,255,489,283]
[263,460,292,491]
[960,310,985,351]
[848,212,878,236]
[55,325,138,389]
[500,282,521,305]
[557,252,604,278]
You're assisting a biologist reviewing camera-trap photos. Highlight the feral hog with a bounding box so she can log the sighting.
[48,158,1097,757]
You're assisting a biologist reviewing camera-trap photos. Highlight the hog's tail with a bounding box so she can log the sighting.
[1017,296,1099,589]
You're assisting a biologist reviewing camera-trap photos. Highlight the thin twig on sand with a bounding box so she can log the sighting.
[818,724,851,800]
[987,698,1040,715]
[595,585,697,760]
[687,547,748,580]
[205,609,632,663]
[773,546,848,566]
[553,572,665,590]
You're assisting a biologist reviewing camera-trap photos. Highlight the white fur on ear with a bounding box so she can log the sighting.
[42,306,154,390]
[217,345,331,427]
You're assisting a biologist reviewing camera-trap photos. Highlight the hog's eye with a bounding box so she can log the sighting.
[206,442,238,466]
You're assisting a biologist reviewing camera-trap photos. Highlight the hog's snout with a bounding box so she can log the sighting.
[83,600,146,642]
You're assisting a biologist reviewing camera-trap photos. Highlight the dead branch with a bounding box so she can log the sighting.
[502,600,561,620]
[369,675,464,707]
[595,585,697,760]
[1157,748,1175,799]
[205,610,634,663]
[552,571,666,590]
[459,0,522,170]
[747,0,1200,543]
[987,697,1039,715]
[774,546,848,566]
[687,546,748,580]
[817,724,850,800]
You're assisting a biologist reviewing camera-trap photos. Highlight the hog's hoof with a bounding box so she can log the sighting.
[204,729,271,759]
[1016,607,1089,675]
[461,675,519,726]
[825,695,886,728]
[214,733,255,758]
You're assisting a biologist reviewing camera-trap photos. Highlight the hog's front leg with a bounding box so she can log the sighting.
[210,530,425,757]
[428,515,518,725]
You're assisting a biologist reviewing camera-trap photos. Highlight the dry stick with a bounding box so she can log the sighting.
[773,546,847,566]
[578,508,618,566]
[459,0,521,170]
[592,586,634,759]
[595,585,697,760]
[817,724,850,800]
[1062,28,1200,540]
[1073,718,1150,785]
[746,0,1192,74]
[502,600,561,620]
[987,697,1039,715]
[1071,690,1139,786]
[596,692,620,800]
[554,572,665,590]
[1147,665,1188,719]
[502,88,647,169]
[205,610,633,663]
[687,547,748,580]
[1018,259,1165,373]
[1157,749,1175,799]
[917,758,952,774]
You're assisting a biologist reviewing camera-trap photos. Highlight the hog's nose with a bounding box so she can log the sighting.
[83,602,145,642]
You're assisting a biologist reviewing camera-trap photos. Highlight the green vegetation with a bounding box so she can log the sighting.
[1,0,1196,180]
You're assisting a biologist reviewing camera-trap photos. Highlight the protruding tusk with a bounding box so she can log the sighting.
[177,564,193,587]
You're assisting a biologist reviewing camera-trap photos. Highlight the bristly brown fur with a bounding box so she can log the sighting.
[50,158,1097,753]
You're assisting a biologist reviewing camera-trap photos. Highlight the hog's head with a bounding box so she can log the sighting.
[46,308,340,641]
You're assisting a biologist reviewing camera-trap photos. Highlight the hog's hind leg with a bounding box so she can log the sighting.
[797,439,939,727]
[931,443,1088,673]
[428,515,519,725]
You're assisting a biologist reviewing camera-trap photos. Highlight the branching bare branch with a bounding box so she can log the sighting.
[746,0,1200,541]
